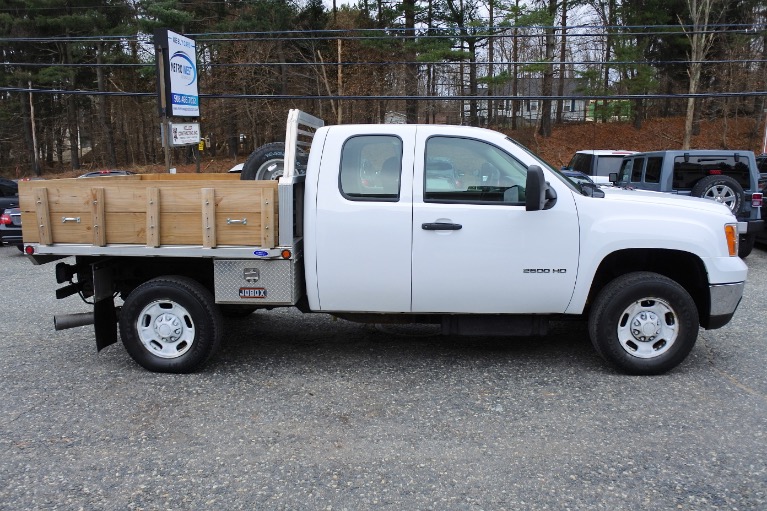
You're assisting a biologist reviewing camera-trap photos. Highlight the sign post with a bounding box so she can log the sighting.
[154,29,200,173]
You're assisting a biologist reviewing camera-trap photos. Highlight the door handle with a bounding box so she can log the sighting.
[421,222,462,231]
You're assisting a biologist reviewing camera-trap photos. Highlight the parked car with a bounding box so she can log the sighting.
[78,169,136,178]
[0,177,19,211]
[613,150,764,257]
[563,150,637,184]
[0,207,22,251]
[756,169,767,247]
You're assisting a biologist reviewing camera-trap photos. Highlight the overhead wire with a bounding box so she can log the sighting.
[2,86,765,102]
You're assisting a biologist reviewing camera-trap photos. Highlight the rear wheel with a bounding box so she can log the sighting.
[119,276,222,373]
[588,272,699,375]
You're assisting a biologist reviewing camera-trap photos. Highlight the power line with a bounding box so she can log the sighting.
[2,85,766,101]
[5,58,766,68]
[0,23,761,44]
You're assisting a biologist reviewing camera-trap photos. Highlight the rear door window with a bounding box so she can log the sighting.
[645,157,663,183]
[339,135,403,201]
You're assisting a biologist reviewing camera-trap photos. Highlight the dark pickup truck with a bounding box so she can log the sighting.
[612,150,764,257]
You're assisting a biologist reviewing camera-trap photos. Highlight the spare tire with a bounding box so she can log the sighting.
[690,175,744,214]
[240,142,286,181]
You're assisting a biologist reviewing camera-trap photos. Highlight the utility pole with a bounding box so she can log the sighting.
[29,81,40,176]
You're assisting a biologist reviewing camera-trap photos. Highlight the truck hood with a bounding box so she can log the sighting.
[598,186,735,217]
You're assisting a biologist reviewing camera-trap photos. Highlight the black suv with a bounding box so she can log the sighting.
[0,178,18,211]
[612,150,764,257]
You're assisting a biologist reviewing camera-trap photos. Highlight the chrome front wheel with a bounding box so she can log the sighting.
[589,272,699,375]
[616,297,678,359]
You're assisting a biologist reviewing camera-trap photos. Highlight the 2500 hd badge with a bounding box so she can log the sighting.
[523,268,567,274]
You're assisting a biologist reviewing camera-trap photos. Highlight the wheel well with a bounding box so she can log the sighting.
[75,256,215,299]
[586,249,709,325]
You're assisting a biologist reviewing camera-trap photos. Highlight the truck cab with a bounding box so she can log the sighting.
[304,124,580,315]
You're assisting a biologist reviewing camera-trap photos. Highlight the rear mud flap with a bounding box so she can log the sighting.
[92,261,117,351]
[94,299,117,351]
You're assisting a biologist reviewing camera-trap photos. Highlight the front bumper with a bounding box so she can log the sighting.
[705,281,745,330]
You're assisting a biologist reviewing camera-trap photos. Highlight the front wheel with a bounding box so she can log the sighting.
[119,276,223,373]
[588,272,699,375]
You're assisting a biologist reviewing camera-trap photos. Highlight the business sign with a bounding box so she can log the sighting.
[170,122,201,146]
[155,29,200,118]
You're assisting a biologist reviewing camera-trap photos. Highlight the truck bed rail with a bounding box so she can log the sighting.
[20,174,280,254]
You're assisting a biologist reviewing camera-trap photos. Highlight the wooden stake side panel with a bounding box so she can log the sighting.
[18,175,279,248]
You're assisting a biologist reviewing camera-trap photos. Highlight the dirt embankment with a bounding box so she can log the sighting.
[523,116,764,168]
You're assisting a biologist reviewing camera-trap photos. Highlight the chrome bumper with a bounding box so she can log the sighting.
[706,282,745,329]
[710,282,745,316]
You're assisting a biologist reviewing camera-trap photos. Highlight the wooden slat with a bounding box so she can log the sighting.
[34,188,52,245]
[201,188,216,248]
[105,213,145,244]
[146,187,160,247]
[91,187,106,246]
[261,186,275,248]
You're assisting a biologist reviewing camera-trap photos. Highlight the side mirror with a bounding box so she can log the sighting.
[608,172,618,184]
[526,165,557,211]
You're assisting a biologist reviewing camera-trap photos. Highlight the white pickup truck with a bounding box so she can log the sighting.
[20,110,747,375]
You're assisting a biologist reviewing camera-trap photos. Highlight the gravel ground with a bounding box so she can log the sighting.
[1,245,766,510]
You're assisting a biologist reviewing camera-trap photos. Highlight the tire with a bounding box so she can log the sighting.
[738,233,755,258]
[240,142,309,181]
[691,175,744,215]
[240,142,286,181]
[588,272,699,375]
[119,276,223,373]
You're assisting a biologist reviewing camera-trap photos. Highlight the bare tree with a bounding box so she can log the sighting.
[538,0,558,137]
[681,0,721,149]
